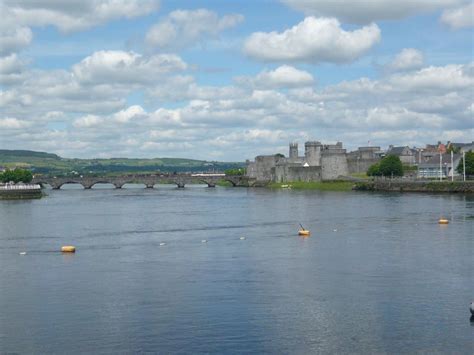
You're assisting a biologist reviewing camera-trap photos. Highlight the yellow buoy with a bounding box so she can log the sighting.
[438,219,449,224]
[61,246,76,253]
[298,230,310,236]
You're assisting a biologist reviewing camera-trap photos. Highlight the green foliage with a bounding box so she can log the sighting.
[275,153,285,158]
[367,162,381,176]
[0,149,244,176]
[367,155,404,177]
[0,168,33,183]
[447,145,461,154]
[402,164,418,172]
[456,151,474,175]
[379,155,404,176]
[225,168,246,175]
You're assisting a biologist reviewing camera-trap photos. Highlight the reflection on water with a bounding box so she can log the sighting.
[0,188,473,353]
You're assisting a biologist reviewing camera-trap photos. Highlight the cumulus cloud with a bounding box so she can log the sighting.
[441,2,474,29]
[386,48,424,72]
[113,105,146,123]
[145,9,243,49]
[73,114,103,128]
[0,27,32,56]
[1,47,472,159]
[243,17,381,64]
[0,117,31,129]
[72,51,187,85]
[1,0,159,33]
[236,65,315,89]
[281,0,466,24]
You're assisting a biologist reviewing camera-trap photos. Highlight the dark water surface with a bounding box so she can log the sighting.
[1,186,473,354]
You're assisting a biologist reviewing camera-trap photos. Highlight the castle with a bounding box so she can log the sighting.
[246,141,382,183]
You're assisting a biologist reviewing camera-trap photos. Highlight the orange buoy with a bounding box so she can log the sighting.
[438,218,449,224]
[61,246,76,253]
[298,230,310,236]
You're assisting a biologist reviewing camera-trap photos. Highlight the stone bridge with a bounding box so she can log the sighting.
[33,174,252,189]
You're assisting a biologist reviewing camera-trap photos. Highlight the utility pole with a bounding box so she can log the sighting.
[463,151,466,181]
[439,152,442,181]
[451,150,454,181]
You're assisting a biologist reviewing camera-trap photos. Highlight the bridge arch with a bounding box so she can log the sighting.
[56,181,86,189]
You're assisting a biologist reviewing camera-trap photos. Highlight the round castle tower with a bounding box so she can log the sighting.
[305,141,322,166]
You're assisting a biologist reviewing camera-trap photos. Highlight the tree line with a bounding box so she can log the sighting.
[0,168,33,183]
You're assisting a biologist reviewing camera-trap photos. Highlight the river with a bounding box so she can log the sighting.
[0,185,473,354]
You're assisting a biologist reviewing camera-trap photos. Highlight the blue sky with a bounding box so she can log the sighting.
[1,0,473,160]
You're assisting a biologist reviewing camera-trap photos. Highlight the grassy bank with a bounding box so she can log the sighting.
[269,181,354,191]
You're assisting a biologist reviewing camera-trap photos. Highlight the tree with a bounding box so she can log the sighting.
[379,155,404,177]
[367,162,381,176]
[456,151,474,175]
[367,155,403,177]
[225,168,246,175]
[0,168,33,183]
[447,145,461,154]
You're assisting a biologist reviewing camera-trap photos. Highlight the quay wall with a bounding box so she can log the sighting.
[354,180,474,193]
[0,189,43,199]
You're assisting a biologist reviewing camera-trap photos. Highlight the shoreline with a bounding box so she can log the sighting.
[266,180,474,193]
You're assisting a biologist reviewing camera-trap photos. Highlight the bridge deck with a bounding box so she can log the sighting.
[33,174,251,189]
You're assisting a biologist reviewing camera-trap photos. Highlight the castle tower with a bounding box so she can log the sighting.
[305,141,322,166]
[289,142,298,160]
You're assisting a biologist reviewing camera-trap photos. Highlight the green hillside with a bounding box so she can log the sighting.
[0,150,244,176]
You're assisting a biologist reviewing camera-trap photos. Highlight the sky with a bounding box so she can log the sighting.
[0,0,473,161]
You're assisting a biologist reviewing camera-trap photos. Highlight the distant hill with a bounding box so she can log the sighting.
[0,150,244,176]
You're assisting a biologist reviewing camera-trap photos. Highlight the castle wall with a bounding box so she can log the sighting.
[321,153,349,180]
[273,165,321,183]
[251,155,280,181]
[347,157,380,174]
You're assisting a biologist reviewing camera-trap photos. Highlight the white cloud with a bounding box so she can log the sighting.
[441,2,474,29]
[386,48,424,72]
[243,17,381,64]
[73,114,103,128]
[388,63,474,91]
[281,0,466,24]
[237,65,315,89]
[0,117,31,129]
[113,105,146,123]
[0,27,32,56]
[146,8,243,49]
[72,51,187,85]
[1,0,159,33]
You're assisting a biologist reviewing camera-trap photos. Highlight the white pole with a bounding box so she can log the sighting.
[439,152,442,181]
[451,150,454,181]
[463,151,466,181]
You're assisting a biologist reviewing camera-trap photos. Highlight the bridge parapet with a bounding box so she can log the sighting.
[33,174,252,189]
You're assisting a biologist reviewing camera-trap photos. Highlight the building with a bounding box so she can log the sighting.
[447,141,474,153]
[347,146,383,174]
[386,145,417,165]
[246,141,349,183]
[418,153,462,179]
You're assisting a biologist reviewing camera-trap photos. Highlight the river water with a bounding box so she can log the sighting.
[0,185,473,354]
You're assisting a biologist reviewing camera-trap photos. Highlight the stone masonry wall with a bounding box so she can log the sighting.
[273,165,321,183]
[321,153,349,180]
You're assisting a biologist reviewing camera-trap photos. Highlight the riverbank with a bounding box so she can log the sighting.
[269,181,354,191]
[354,180,474,193]
[0,184,43,200]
